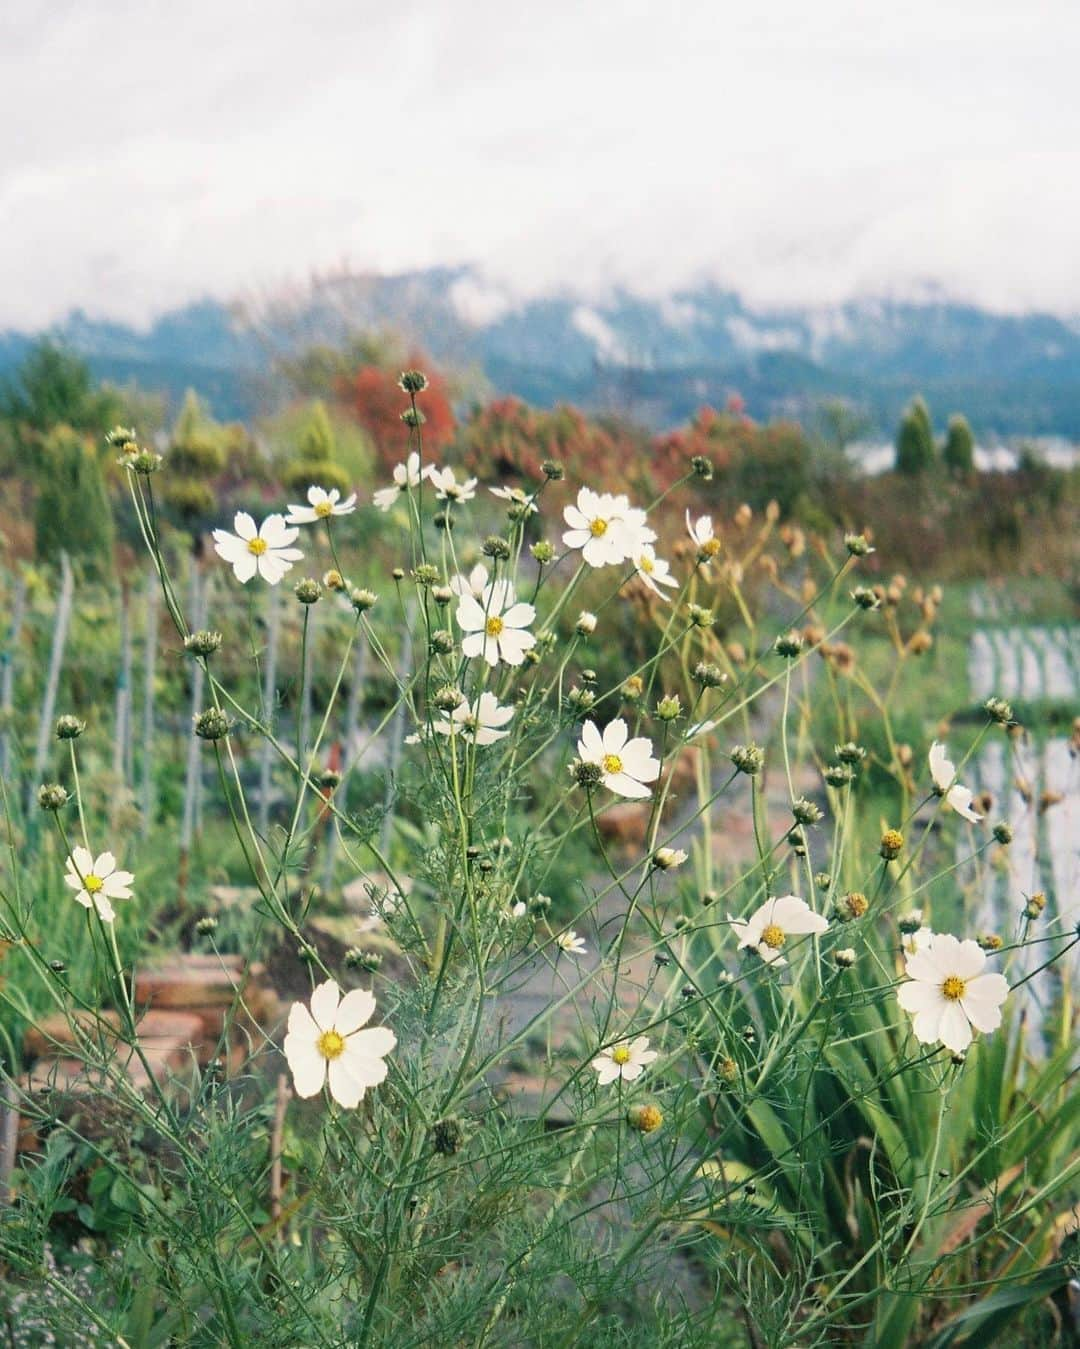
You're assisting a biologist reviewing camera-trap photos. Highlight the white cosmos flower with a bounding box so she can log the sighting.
[896,933,1009,1053]
[686,510,721,563]
[433,691,515,745]
[64,847,134,923]
[283,979,396,1108]
[901,926,934,959]
[284,485,357,525]
[490,484,538,514]
[456,580,536,667]
[449,563,489,598]
[212,513,303,585]
[633,544,678,597]
[555,929,587,957]
[373,452,433,511]
[729,894,829,966]
[928,742,982,823]
[577,718,660,799]
[562,488,655,567]
[429,466,477,503]
[509,900,528,919]
[591,1036,658,1085]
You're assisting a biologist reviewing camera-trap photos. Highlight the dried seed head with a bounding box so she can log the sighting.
[55,714,85,740]
[294,578,322,605]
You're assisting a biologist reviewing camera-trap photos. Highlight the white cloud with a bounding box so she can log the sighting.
[571,306,630,364]
[1,0,1079,327]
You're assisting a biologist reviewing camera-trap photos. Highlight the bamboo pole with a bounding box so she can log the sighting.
[257,586,281,838]
[27,552,73,816]
[0,573,27,784]
[141,572,159,837]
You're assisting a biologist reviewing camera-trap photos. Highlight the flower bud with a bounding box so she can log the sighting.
[38,782,69,812]
[834,891,868,922]
[977,933,1003,951]
[690,454,713,480]
[432,585,453,606]
[984,697,1014,726]
[834,742,866,765]
[623,674,644,701]
[567,686,596,713]
[687,604,714,628]
[693,661,725,689]
[627,1103,663,1134]
[834,948,857,968]
[814,872,832,890]
[195,916,218,935]
[851,586,880,610]
[433,684,465,712]
[482,534,511,561]
[844,533,873,557]
[1023,892,1046,921]
[575,611,597,636]
[55,715,85,740]
[717,1056,738,1083]
[432,1116,465,1155]
[392,568,405,581]
[792,797,822,825]
[530,540,555,565]
[541,459,564,481]
[898,908,923,934]
[412,564,439,587]
[655,694,681,722]
[652,847,687,870]
[350,588,378,613]
[184,629,223,657]
[570,759,604,789]
[430,629,455,655]
[730,744,764,776]
[774,631,803,658]
[323,569,346,591]
[823,764,853,787]
[294,578,322,605]
[992,822,1013,845]
[193,708,230,741]
[400,407,426,428]
[318,769,341,791]
[398,370,428,394]
[880,829,904,860]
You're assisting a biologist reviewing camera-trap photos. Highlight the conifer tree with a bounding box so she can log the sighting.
[163,389,226,528]
[942,413,975,474]
[34,425,114,575]
[895,396,936,474]
[281,400,351,495]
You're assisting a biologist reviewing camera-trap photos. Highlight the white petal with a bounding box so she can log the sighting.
[947,786,982,823]
[897,980,941,1014]
[309,980,341,1031]
[938,1002,973,1053]
[70,846,94,876]
[326,1057,368,1108]
[928,741,953,791]
[334,988,376,1035]
[230,552,259,584]
[232,511,258,541]
[620,1061,645,1080]
[284,1039,326,1099]
[345,1025,396,1065]
[606,772,651,799]
[212,530,246,563]
[602,719,630,753]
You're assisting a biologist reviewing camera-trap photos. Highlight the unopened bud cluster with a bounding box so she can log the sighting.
[185,630,223,657]
[55,715,85,740]
[730,743,764,776]
[193,708,230,741]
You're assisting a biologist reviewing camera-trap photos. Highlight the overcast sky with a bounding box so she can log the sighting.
[2,0,1078,328]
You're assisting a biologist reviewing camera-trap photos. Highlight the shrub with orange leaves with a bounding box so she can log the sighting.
[339,359,455,464]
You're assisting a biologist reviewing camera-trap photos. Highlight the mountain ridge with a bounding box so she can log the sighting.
[5,268,1080,436]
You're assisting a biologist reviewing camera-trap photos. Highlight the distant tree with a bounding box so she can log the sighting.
[280,400,351,495]
[342,361,455,463]
[163,389,226,529]
[942,413,975,474]
[0,340,121,438]
[34,425,114,575]
[895,396,936,475]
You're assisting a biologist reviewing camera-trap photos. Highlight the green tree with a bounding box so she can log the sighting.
[0,340,121,436]
[895,396,936,475]
[942,413,975,474]
[163,390,226,528]
[280,400,351,495]
[34,425,115,575]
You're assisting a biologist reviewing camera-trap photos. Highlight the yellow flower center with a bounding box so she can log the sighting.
[601,753,623,775]
[640,556,654,574]
[611,1046,631,1065]
[942,975,966,1001]
[247,537,268,556]
[760,923,785,949]
[83,873,103,894]
[316,1029,346,1060]
[485,615,504,637]
[314,500,333,517]
[702,538,722,558]
[590,518,608,537]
